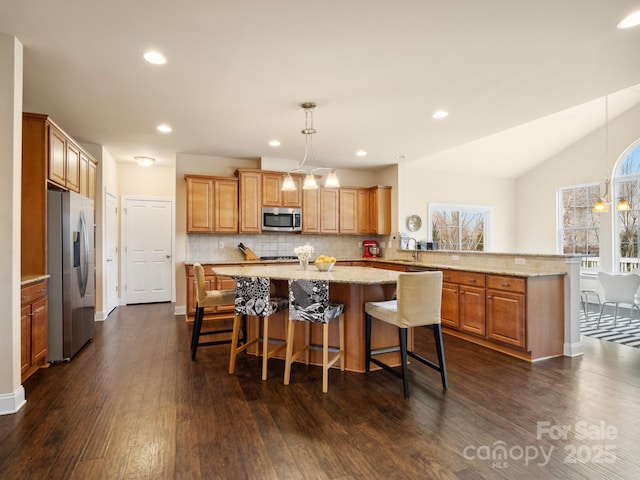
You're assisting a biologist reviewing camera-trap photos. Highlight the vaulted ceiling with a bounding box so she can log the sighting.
[2,1,639,178]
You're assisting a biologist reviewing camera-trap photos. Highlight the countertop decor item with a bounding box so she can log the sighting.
[294,244,314,270]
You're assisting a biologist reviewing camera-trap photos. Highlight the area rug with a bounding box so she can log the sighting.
[581,308,640,348]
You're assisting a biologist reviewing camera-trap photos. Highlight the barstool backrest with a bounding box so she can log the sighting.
[397,271,443,328]
[288,279,343,323]
[234,276,286,317]
[193,263,207,305]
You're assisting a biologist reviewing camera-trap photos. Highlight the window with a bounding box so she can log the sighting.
[428,203,491,251]
[558,183,601,270]
[614,142,640,272]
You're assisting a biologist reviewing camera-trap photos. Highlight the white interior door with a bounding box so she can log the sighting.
[124,197,173,304]
[105,191,119,314]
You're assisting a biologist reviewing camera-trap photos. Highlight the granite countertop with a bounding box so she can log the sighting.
[21,274,50,286]
[187,258,565,277]
[211,264,400,284]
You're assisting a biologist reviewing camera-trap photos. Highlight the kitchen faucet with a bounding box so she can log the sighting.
[408,237,418,261]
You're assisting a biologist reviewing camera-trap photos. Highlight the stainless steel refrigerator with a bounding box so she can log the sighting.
[47,190,95,362]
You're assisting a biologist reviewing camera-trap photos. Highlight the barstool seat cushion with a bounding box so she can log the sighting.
[364,300,398,326]
[199,289,236,308]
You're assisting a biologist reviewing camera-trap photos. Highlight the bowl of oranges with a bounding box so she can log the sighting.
[314,255,337,272]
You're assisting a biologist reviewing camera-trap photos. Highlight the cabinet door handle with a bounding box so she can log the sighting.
[468,278,476,283]
[500,283,511,287]
[487,295,493,299]
[460,291,465,295]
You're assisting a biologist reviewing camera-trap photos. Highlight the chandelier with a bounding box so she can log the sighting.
[593,96,630,212]
[281,102,340,191]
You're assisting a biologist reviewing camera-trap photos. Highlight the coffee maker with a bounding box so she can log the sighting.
[362,240,380,258]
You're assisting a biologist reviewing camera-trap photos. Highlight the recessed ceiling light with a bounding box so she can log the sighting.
[134,156,156,167]
[617,11,640,29]
[432,110,449,119]
[269,140,281,147]
[157,124,172,133]
[356,150,367,157]
[143,51,166,65]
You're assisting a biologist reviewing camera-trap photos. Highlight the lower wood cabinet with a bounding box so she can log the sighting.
[440,269,564,361]
[21,279,48,382]
[185,265,237,319]
[486,275,526,348]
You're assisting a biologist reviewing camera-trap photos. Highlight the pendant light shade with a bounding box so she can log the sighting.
[593,198,608,213]
[281,173,296,191]
[324,169,340,188]
[303,174,318,190]
[617,198,631,211]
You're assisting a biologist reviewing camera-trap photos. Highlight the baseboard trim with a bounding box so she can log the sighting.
[563,341,584,357]
[0,386,26,416]
[174,305,186,316]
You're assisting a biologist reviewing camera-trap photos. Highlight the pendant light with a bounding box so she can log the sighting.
[281,102,340,191]
[593,96,630,212]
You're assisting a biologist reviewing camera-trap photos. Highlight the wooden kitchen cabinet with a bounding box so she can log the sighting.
[339,188,358,234]
[368,185,392,235]
[302,188,320,233]
[320,188,339,234]
[262,172,302,208]
[440,269,564,361]
[486,275,526,349]
[185,265,237,319]
[357,189,370,233]
[79,151,98,203]
[22,113,99,275]
[441,279,460,329]
[48,122,80,192]
[236,169,262,233]
[185,174,238,233]
[21,279,48,382]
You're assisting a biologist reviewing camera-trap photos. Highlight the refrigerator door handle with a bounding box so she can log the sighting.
[80,210,89,298]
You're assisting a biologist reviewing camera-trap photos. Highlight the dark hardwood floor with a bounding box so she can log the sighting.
[1,303,639,479]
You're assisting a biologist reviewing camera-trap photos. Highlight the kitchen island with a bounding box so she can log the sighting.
[212,265,401,373]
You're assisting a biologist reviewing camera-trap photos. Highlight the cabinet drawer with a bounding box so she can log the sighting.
[487,275,526,294]
[21,281,48,305]
[445,270,485,287]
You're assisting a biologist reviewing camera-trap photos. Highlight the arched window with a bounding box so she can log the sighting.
[613,140,640,272]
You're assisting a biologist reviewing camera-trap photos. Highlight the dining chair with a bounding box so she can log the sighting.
[283,278,345,393]
[190,263,237,360]
[228,276,289,380]
[596,271,640,328]
[365,270,447,398]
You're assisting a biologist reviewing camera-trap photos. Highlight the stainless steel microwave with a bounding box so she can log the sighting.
[262,207,302,232]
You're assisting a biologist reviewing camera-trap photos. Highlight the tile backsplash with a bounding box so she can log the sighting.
[186,233,388,262]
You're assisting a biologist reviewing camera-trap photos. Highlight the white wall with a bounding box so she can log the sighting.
[516,104,640,267]
[0,34,24,414]
[398,162,517,252]
[81,143,119,319]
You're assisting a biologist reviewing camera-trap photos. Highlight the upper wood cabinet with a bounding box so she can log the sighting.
[47,122,81,193]
[262,172,302,208]
[237,169,262,233]
[368,186,392,235]
[320,188,339,234]
[302,188,320,233]
[339,188,358,234]
[185,174,238,233]
[22,113,98,275]
[79,151,98,203]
